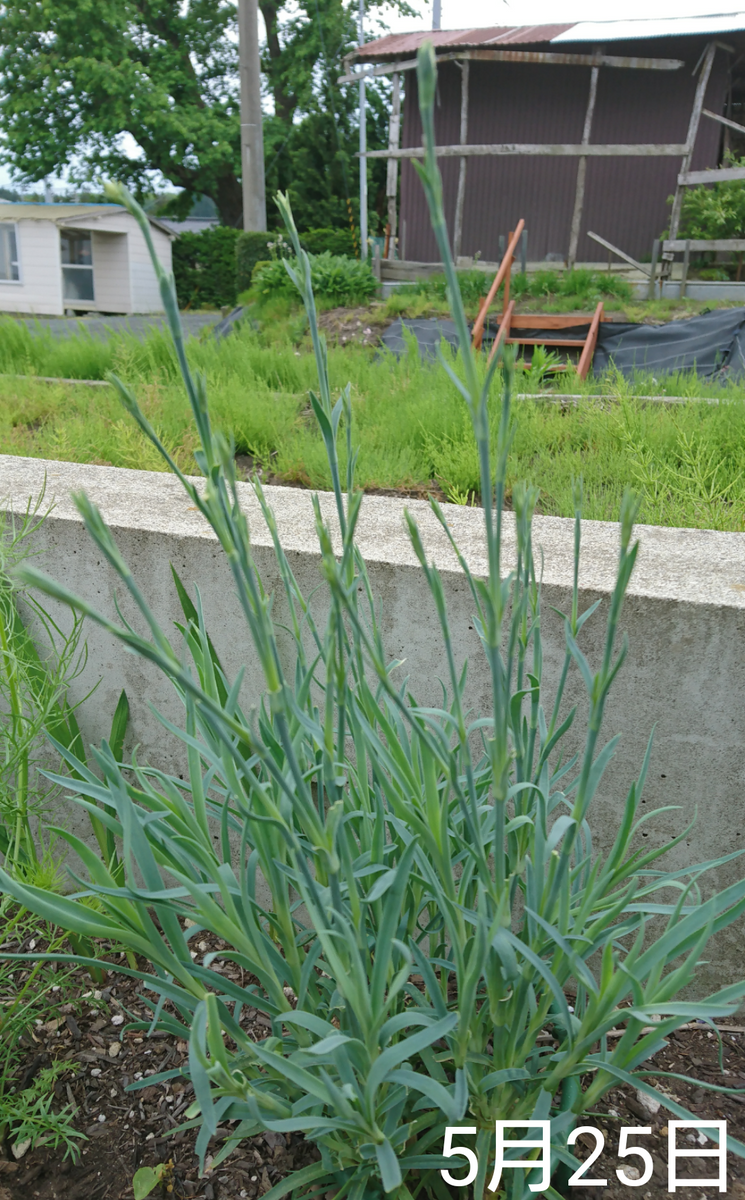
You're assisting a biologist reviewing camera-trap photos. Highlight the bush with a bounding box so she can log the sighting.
[300,226,358,257]
[251,250,377,306]
[235,231,275,295]
[172,226,240,310]
[5,60,745,1200]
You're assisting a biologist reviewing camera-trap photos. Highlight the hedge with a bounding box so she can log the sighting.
[172,226,240,310]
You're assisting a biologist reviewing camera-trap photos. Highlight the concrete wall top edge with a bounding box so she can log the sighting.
[2,454,744,610]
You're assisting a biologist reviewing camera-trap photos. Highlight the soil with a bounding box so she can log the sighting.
[4,936,745,1199]
[316,304,392,347]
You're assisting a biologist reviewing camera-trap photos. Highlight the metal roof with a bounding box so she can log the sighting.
[356,12,745,58]
[0,202,175,236]
[0,203,123,220]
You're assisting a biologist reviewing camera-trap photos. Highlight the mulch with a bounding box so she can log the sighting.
[3,935,745,1200]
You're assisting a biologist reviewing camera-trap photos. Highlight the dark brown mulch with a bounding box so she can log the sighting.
[0,946,318,1200]
[4,941,745,1200]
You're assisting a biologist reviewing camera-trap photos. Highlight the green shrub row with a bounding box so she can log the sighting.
[173,226,363,309]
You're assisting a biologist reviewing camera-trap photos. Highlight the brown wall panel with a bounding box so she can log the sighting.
[398,38,729,264]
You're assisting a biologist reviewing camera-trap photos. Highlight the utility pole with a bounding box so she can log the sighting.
[432,0,441,30]
[358,0,367,258]
[238,0,267,231]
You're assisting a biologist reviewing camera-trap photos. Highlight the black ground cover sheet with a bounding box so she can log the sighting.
[381,309,745,379]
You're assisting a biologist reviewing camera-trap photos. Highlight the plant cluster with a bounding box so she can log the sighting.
[3,44,745,1200]
[251,250,377,307]
[679,154,745,279]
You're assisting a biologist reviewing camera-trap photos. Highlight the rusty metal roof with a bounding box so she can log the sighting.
[355,26,574,61]
[355,13,745,59]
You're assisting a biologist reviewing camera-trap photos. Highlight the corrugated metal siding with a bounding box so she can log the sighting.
[399,38,728,264]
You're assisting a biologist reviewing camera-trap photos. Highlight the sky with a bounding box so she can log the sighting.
[2,0,743,190]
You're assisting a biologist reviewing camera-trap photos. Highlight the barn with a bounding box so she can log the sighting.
[0,203,174,316]
[347,15,745,268]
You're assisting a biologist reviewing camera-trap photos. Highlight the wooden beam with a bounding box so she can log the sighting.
[664,237,745,251]
[667,41,717,253]
[587,231,651,277]
[385,72,401,257]
[453,61,469,261]
[678,165,745,186]
[365,142,687,159]
[568,59,600,269]
[337,47,685,84]
[472,221,524,350]
[509,313,611,328]
[577,302,604,380]
[487,300,514,366]
[703,107,745,138]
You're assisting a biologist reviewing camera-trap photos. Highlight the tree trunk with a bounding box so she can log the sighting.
[213,172,245,227]
[259,0,297,124]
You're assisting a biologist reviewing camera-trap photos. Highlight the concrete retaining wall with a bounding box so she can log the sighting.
[2,454,745,985]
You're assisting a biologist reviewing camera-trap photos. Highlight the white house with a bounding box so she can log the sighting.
[0,203,174,316]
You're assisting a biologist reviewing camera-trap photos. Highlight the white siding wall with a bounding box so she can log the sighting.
[91,231,131,313]
[0,211,173,316]
[79,212,171,312]
[0,220,63,314]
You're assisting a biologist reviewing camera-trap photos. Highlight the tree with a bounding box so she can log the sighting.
[0,0,413,233]
[679,153,745,278]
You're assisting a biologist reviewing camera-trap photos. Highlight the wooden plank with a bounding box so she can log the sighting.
[510,314,610,328]
[577,302,604,380]
[365,142,687,159]
[337,48,685,84]
[678,166,745,186]
[568,61,600,269]
[385,72,401,257]
[472,220,525,350]
[680,239,691,299]
[703,107,745,137]
[667,41,717,250]
[587,231,651,277]
[664,238,745,251]
[648,237,660,301]
[453,61,469,261]
[487,300,515,366]
[507,337,588,347]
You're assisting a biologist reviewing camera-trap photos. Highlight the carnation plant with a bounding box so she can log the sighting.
[3,43,745,1200]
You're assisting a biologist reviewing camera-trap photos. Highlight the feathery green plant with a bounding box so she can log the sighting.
[3,43,745,1200]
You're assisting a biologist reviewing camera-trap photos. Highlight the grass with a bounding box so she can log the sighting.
[2,315,745,531]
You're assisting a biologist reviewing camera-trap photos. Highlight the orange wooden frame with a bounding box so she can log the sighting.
[471,224,606,380]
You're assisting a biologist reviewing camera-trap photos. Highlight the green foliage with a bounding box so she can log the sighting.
[680,155,745,240]
[0,0,411,229]
[0,1064,85,1162]
[133,1161,172,1200]
[251,251,377,306]
[0,497,130,885]
[300,226,358,257]
[235,232,276,296]
[172,227,240,311]
[392,268,634,318]
[0,909,86,1163]
[3,316,745,532]
[4,96,745,1198]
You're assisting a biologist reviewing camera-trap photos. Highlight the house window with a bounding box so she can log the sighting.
[0,224,19,281]
[60,229,94,301]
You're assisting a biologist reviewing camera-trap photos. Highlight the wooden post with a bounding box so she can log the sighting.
[386,73,401,257]
[664,41,717,276]
[567,59,600,269]
[453,61,470,261]
[520,228,527,275]
[680,239,691,298]
[648,238,660,300]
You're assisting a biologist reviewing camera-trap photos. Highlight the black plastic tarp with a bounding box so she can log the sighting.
[593,306,745,379]
[381,309,745,379]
